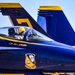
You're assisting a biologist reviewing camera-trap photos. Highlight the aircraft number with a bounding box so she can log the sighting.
[16,18,33,28]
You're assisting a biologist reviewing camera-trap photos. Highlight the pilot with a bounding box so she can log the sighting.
[18,27,26,39]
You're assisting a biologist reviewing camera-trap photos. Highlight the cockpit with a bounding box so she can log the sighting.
[0,26,53,42]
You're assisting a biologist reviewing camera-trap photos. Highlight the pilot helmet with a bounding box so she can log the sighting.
[18,27,25,34]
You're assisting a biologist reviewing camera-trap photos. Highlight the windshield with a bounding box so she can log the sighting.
[0,26,53,42]
[25,29,53,42]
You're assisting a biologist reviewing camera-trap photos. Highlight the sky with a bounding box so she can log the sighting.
[0,0,75,30]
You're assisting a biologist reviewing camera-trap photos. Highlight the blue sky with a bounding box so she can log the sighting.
[0,0,75,30]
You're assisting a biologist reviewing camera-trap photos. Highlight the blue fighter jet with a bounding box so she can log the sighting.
[0,3,75,75]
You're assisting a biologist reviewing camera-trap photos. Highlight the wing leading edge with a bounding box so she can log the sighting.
[0,3,49,37]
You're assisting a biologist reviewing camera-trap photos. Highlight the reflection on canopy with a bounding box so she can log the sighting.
[0,26,53,42]
[25,28,53,42]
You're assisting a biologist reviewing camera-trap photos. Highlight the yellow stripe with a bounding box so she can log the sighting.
[0,36,26,43]
[0,36,51,46]
[38,6,62,10]
[0,3,22,8]
[0,74,24,75]
[0,36,72,48]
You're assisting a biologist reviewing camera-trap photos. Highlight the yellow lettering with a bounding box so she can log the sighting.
[19,44,27,46]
